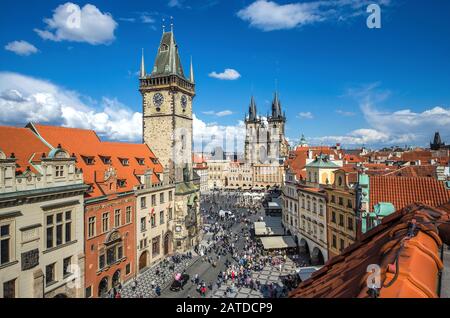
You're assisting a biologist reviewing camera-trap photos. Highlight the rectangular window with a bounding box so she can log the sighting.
[126,206,132,224]
[140,217,146,232]
[63,256,72,277]
[102,213,109,233]
[152,237,160,257]
[88,217,96,238]
[168,208,173,221]
[347,199,353,209]
[331,211,336,223]
[331,195,336,203]
[126,263,131,275]
[151,215,156,228]
[348,217,354,231]
[169,191,173,201]
[339,214,344,227]
[45,263,56,285]
[332,235,337,248]
[140,197,146,209]
[3,279,16,298]
[99,252,105,270]
[151,195,156,206]
[338,197,344,206]
[160,193,164,204]
[0,224,11,265]
[114,209,121,228]
[340,239,345,251]
[55,165,64,177]
[160,211,164,224]
[46,211,72,249]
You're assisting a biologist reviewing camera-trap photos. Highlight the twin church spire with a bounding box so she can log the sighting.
[247,92,285,123]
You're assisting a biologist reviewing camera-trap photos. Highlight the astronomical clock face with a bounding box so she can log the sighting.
[153,93,164,108]
[181,95,187,109]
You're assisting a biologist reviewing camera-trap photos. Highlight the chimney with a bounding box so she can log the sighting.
[163,165,170,185]
[308,150,313,159]
[144,169,153,188]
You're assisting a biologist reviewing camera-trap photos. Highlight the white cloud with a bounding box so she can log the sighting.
[168,0,183,8]
[0,72,141,142]
[237,0,391,31]
[202,110,233,117]
[193,115,245,152]
[336,109,356,116]
[298,111,314,119]
[311,83,450,147]
[34,3,117,45]
[4,40,39,56]
[209,69,241,80]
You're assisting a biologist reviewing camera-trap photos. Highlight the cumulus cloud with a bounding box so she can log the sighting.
[0,72,141,142]
[311,83,450,147]
[298,111,314,119]
[34,2,117,45]
[193,115,245,153]
[202,110,233,117]
[4,40,39,56]
[237,0,391,31]
[209,69,241,80]
[168,0,183,8]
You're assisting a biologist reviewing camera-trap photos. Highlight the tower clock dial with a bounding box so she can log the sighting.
[153,93,164,107]
[181,95,187,109]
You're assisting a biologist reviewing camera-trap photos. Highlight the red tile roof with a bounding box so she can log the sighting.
[384,165,437,178]
[0,126,51,174]
[370,175,450,212]
[30,124,163,198]
[290,203,450,298]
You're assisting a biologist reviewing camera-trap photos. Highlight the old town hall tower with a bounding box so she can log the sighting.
[139,26,201,251]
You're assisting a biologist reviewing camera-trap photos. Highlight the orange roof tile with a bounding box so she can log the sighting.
[30,124,163,198]
[289,203,450,298]
[369,175,450,212]
[0,126,50,174]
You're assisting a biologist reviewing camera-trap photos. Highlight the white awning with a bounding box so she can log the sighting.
[260,236,297,249]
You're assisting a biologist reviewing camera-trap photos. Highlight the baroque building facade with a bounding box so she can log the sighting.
[140,28,201,251]
[0,127,86,298]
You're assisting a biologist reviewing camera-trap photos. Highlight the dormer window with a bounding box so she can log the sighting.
[151,158,159,164]
[82,156,94,165]
[136,158,145,165]
[160,44,169,52]
[117,179,126,188]
[120,158,129,166]
[55,165,64,177]
[100,156,112,165]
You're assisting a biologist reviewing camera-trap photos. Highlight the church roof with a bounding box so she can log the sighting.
[151,31,186,79]
[305,154,340,169]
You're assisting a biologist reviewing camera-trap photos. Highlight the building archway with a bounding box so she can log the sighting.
[139,251,149,272]
[164,231,173,255]
[112,270,121,288]
[299,238,310,256]
[54,293,68,298]
[311,247,325,265]
[98,277,109,298]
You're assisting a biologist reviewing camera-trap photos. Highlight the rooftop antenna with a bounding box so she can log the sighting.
[162,18,166,33]
[170,16,174,32]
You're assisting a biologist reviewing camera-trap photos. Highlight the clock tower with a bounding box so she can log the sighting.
[140,26,201,251]
[140,29,195,183]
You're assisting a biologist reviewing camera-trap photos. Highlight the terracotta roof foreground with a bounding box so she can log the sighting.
[290,203,450,298]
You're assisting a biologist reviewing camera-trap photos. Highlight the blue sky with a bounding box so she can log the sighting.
[1,0,450,151]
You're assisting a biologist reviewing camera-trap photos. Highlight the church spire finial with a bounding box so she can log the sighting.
[140,48,145,78]
[170,16,174,32]
[190,56,194,83]
[162,18,166,33]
